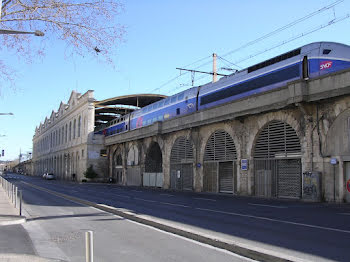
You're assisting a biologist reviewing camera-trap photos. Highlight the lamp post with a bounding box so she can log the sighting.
[0,29,44,36]
[0,0,44,37]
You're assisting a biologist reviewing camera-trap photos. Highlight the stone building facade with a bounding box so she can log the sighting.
[32,90,106,181]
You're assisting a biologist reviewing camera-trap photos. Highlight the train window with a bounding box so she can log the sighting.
[164,99,170,106]
[159,101,164,107]
[176,108,180,115]
[158,115,163,121]
[171,96,177,103]
[153,117,157,122]
[248,48,301,73]
[178,93,184,101]
[323,49,331,55]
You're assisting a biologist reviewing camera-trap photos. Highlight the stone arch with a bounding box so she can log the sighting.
[145,142,162,173]
[253,119,302,199]
[112,147,123,184]
[324,107,350,202]
[170,136,194,191]
[202,129,237,193]
[127,144,139,166]
[245,112,303,194]
[126,143,141,186]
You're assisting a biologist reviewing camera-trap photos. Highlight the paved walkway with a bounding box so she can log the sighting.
[0,185,26,226]
[0,180,63,262]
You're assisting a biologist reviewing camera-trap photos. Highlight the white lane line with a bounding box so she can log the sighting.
[159,202,190,208]
[194,197,217,202]
[248,203,287,209]
[338,213,350,216]
[160,193,174,197]
[113,194,131,199]
[196,207,350,234]
[134,198,157,203]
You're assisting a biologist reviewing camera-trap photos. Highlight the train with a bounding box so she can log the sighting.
[101,42,350,137]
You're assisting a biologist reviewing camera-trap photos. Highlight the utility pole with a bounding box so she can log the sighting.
[213,53,217,83]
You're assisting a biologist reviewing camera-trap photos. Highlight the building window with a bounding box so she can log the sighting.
[69,121,72,141]
[78,116,81,137]
[82,149,84,157]
[73,119,76,139]
[65,124,68,143]
[61,127,64,144]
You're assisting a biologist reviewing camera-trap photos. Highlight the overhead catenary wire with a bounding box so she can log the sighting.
[232,14,350,66]
[148,0,346,95]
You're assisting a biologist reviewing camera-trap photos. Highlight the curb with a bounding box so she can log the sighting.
[23,182,298,262]
[0,215,26,226]
[0,253,64,262]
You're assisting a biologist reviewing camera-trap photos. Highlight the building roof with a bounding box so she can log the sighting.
[95,94,167,107]
[94,94,167,128]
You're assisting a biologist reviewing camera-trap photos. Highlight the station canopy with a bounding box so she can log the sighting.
[94,94,167,129]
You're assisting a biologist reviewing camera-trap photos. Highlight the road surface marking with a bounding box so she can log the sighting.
[248,203,287,209]
[159,202,189,208]
[160,193,174,197]
[113,194,131,199]
[338,213,350,216]
[135,198,157,203]
[196,207,350,234]
[194,197,217,202]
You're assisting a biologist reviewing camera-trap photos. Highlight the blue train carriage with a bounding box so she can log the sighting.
[197,42,350,111]
[104,114,130,137]
[130,87,198,130]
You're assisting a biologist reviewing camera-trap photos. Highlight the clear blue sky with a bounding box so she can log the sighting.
[0,0,349,161]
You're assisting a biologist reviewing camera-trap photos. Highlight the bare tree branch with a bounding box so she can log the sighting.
[0,0,125,89]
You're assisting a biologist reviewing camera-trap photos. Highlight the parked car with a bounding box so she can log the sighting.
[46,173,55,180]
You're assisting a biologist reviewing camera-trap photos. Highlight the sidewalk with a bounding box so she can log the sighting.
[0,183,63,261]
[0,185,26,226]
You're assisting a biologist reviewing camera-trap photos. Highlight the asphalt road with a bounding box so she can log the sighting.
[6,173,257,262]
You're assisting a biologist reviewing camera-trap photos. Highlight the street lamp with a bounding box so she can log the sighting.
[0,1,44,37]
[0,29,44,36]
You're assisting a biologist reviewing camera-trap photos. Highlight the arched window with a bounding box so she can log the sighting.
[73,119,76,139]
[65,124,68,143]
[69,121,72,141]
[61,126,64,144]
[78,116,81,137]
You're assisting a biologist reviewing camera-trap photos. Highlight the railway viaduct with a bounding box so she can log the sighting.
[105,68,350,203]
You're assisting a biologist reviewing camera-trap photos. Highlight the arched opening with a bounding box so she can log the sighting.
[203,130,237,193]
[145,142,162,172]
[112,149,123,184]
[253,120,302,199]
[126,145,141,186]
[144,142,163,187]
[170,137,194,191]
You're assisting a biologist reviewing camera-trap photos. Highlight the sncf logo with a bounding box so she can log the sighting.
[320,61,333,70]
